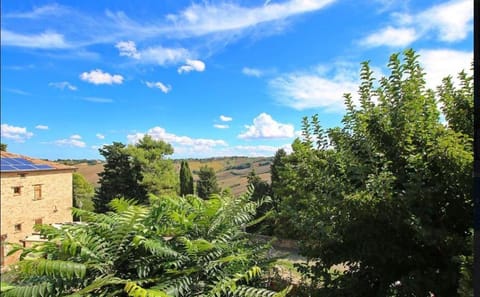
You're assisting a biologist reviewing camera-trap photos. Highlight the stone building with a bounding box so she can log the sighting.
[0,151,76,268]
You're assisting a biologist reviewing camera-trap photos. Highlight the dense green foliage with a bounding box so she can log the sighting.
[0,143,7,151]
[179,161,194,196]
[196,165,221,199]
[2,192,290,297]
[246,170,273,234]
[93,136,177,212]
[72,173,95,219]
[126,135,178,196]
[273,49,472,296]
[93,142,147,213]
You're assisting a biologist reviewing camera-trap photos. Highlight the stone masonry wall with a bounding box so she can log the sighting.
[1,170,73,267]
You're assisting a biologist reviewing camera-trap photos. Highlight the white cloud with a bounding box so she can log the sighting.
[1,29,70,49]
[35,125,49,130]
[0,124,34,143]
[178,59,206,74]
[214,124,229,129]
[145,81,172,93]
[83,97,114,103]
[115,40,140,59]
[5,3,68,19]
[220,115,233,122]
[116,41,191,66]
[5,88,30,96]
[417,0,472,42]
[96,133,105,139]
[238,113,295,139]
[362,0,472,47]
[269,63,358,111]
[55,135,86,148]
[360,26,417,47]
[242,67,263,77]
[165,0,336,37]
[140,46,191,65]
[80,69,124,85]
[49,81,77,91]
[418,49,472,89]
[127,127,227,149]
[234,144,293,156]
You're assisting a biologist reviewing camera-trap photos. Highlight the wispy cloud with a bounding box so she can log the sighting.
[96,133,105,139]
[220,115,233,122]
[1,29,71,49]
[3,64,35,71]
[242,67,263,77]
[269,63,358,111]
[55,134,86,148]
[2,1,336,56]
[1,124,34,143]
[178,59,206,74]
[238,113,295,139]
[80,69,124,85]
[49,81,77,91]
[233,144,292,156]
[4,88,31,96]
[116,41,191,66]
[361,0,472,47]
[35,125,49,130]
[83,97,114,103]
[5,3,68,19]
[145,81,172,93]
[163,0,336,38]
[214,124,229,129]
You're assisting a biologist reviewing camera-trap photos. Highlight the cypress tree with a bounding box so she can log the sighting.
[179,160,194,196]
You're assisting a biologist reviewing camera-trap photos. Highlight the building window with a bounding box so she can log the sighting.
[33,185,42,200]
[14,224,22,232]
[13,186,22,195]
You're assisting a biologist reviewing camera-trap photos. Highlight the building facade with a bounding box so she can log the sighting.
[0,151,75,268]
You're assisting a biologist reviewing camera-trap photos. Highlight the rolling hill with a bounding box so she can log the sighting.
[74,156,273,197]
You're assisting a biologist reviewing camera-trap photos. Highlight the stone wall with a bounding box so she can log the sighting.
[0,170,73,267]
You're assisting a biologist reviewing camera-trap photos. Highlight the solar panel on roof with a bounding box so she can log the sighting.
[0,165,16,171]
[15,165,36,170]
[13,158,33,165]
[1,158,56,171]
[1,158,13,165]
[35,164,54,169]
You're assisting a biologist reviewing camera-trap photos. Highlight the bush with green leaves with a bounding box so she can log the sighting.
[274,49,472,296]
[1,191,290,297]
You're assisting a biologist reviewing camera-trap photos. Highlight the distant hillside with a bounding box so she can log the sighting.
[74,156,273,197]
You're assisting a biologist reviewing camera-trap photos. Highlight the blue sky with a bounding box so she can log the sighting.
[1,0,473,160]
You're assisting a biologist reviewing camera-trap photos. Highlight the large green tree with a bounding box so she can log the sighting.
[274,49,472,296]
[270,149,287,213]
[126,135,178,196]
[179,160,194,196]
[2,193,290,297]
[93,142,147,213]
[196,165,220,199]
